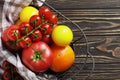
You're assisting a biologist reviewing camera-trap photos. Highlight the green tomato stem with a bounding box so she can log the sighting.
[16,21,47,43]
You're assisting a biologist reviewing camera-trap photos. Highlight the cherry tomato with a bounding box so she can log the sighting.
[22,41,53,72]
[2,60,11,70]
[30,30,42,42]
[19,22,33,35]
[29,15,42,27]
[19,36,32,48]
[39,6,51,19]
[48,13,58,25]
[2,60,17,73]
[2,70,11,80]
[42,34,53,45]
[40,23,53,35]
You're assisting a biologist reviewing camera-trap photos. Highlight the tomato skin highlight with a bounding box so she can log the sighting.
[22,41,53,72]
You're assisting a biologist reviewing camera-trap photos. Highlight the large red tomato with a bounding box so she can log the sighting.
[22,41,53,72]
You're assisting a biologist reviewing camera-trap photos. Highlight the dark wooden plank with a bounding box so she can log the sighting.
[46,0,120,9]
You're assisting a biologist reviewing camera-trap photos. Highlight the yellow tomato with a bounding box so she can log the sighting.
[52,25,73,46]
[20,6,38,22]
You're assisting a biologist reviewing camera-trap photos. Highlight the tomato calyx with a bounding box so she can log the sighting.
[31,49,45,63]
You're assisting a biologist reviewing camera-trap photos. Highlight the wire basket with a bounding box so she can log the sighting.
[30,0,95,80]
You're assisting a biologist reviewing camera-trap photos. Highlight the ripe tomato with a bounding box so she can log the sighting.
[48,13,58,25]
[29,15,42,27]
[2,60,11,70]
[30,30,42,42]
[42,34,53,45]
[22,41,53,72]
[19,36,32,48]
[40,23,53,35]
[1,25,21,51]
[52,25,73,46]
[2,70,11,80]
[19,22,33,35]
[39,6,51,19]
[6,25,21,41]
[20,6,38,22]
[50,44,75,72]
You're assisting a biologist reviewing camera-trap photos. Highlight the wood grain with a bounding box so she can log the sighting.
[45,0,120,80]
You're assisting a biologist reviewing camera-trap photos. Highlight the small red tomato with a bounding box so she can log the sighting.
[40,23,53,35]
[19,36,32,48]
[19,22,33,35]
[2,60,17,73]
[6,25,21,41]
[30,30,42,42]
[48,13,58,25]
[22,41,53,72]
[29,15,42,27]
[2,60,11,70]
[42,34,53,45]
[2,70,11,80]
[39,6,51,19]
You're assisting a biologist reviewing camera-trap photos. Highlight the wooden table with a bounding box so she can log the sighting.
[47,0,120,80]
[1,0,120,80]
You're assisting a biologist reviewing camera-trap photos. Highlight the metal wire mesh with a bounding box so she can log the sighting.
[32,0,95,80]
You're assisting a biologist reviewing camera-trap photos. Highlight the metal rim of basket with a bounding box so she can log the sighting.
[36,0,95,80]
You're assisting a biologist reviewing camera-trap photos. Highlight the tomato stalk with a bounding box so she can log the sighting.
[16,21,47,43]
[31,49,45,63]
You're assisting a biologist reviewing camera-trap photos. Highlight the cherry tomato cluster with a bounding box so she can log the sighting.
[1,6,58,51]
[1,60,24,80]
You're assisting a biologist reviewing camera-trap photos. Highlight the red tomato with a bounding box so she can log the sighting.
[19,36,32,48]
[22,41,53,72]
[29,15,42,27]
[39,6,51,19]
[2,60,11,70]
[6,25,21,41]
[2,60,17,73]
[1,25,21,51]
[19,22,33,35]
[42,34,53,45]
[40,23,53,35]
[2,70,11,80]
[48,13,58,25]
[30,30,42,42]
